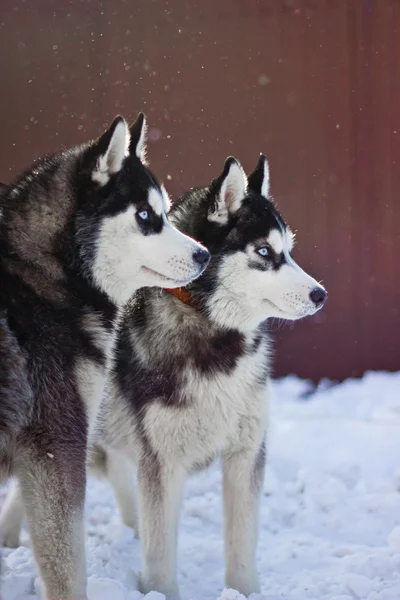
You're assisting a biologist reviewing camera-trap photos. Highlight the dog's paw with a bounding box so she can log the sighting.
[225,571,260,597]
[137,572,181,600]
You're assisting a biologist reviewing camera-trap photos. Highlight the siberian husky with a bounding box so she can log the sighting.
[2,155,327,599]
[86,155,328,598]
[0,114,209,600]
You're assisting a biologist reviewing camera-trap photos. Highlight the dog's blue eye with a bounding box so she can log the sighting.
[138,210,148,221]
[258,247,269,257]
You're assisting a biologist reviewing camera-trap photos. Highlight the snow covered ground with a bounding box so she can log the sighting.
[1,371,400,600]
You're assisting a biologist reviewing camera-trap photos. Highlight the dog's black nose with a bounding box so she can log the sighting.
[309,287,328,307]
[193,248,210,267]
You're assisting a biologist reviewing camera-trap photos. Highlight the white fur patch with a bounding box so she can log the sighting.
[93,205,141,305]
[75,358,106,440]
[267,227,295,257]
[209,160,247,224]
[261,157,270,198]
[92,120,130,186]
[160,184,171,212]
[92,205,207,305]
[105,450,138,531]
[267,229,284,255]
[77,310,119,440]
[81,310,117,365]
[148,187,164,216]
[286,228,295,252]
[135,117,147,160]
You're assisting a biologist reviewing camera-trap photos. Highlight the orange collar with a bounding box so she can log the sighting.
[165,287,202,311]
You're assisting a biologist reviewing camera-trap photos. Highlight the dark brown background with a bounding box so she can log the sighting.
[0,0,399,381]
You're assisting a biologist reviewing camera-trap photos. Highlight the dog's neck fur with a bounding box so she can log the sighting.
[128,288,267,369]
[165,287,202,311]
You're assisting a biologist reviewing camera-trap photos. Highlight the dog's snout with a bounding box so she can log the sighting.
[309,287,328,308]
[193,248,210,268]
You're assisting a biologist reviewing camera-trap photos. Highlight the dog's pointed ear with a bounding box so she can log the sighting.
[209,157,247,224]
[248,153,270,198]
[91,116,130,185]
[129,112,147,161]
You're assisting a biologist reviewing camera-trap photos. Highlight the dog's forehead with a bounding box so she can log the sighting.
[266,229,285,254]
[266,227,294,253]
[237,195,287,238]
[147,187,164,216]
[120,158,164,208]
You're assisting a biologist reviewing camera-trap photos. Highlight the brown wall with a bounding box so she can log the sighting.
[0,0,399,381]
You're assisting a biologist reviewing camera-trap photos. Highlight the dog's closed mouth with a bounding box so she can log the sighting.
[263,298,283,312]
[263,298,307,318]
[141,265,194,286]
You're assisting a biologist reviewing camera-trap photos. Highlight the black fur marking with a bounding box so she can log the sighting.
[135,204,164,235]
[248,260,269,272]
[247,154,267,196]
[114,324,181,412]
[191,329,245,375]
[256,358,270,387]
[249,332,262,354]
[248,250,286,272]
[129,112,145,156]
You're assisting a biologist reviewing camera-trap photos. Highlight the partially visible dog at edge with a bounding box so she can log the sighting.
[0,114,210,600]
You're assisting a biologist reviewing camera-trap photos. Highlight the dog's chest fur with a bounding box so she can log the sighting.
[108,294,270,470]
[145,347,269,470]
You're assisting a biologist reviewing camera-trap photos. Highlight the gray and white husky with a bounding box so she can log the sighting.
[92,155,326,598]
[0,114,209,600]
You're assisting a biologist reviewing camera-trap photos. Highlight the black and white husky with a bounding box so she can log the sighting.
[0,114,209,600]
[85,155,326,599]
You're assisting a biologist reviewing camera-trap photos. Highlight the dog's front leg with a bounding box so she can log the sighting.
[222,443,266,596]
[0,479,25,548]
[17,440,87,600]
[137,453,185,600]
[105,449,139,534]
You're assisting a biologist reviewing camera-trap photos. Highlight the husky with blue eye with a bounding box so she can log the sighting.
[0,114,209,600]
[84,154,327,599]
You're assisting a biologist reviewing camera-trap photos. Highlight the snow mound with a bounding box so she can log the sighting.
[1,371,400,599]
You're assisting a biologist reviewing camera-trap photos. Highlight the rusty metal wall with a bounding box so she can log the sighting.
[0,0,399,381]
